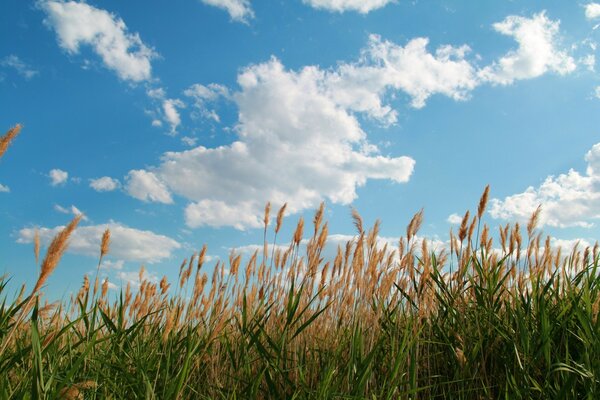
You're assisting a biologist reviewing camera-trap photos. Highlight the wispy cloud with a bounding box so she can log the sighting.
[199,0,254,23]
[1,55,39,79]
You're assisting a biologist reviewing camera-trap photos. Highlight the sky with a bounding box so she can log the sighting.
[1,0,600,299]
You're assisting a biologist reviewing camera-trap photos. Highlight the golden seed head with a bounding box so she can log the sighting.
[34,229,40,266]
[100,229,111,258]
[35,215,82,295]
[477,185,490,220]
[458,211,470,242]
[275,202,287,234]
[0,124,21,160]
[263,202,271,228]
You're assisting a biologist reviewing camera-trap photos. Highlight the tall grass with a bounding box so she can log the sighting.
[0,125,598,399]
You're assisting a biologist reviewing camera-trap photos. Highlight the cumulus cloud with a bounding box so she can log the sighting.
[162,99,185,134]
[49,168,68,186]
[199,0,254,23]
[90,176,120,192]
[127,57,415,229]
[480,12,576,85]
[123,15,577,230]
[447,213,463,225]
[18,222,180,263]
[329,34,478,113]
[125,170,173,204]
[585,3,600,20]
[490,142,600,228]
[0,183,9,193]
[1,55,39,79]
[41,0,156,82]
[303,0,395,14]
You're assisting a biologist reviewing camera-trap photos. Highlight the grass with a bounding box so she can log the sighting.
[0,125,599,399]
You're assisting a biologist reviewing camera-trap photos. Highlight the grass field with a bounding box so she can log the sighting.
[1,124,599,399]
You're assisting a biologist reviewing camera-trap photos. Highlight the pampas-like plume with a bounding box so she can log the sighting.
[100,228,111,259]
[34,229,40,267]
[0,124,21,160]
[263,202,271,228]
[34,215,81,295]
[406,209,424,243]
[477,185,490,220]
[351,208,363,235]
[275,203,287,234]
[293,217,304,246]
[527,205,542,239]
[458,211,470,243]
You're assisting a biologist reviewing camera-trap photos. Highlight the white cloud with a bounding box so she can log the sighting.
[595,86,600,99]
[162,99,185,134]
[585,3,600,20]
[185,200,263,229]
[490,142,600,228]
[128,58,414,230]
[329,34,478,112]
[447,213,463,225]
[18,222,180,263]
[580,54,596,71]
[90,176,120,192]
[199,0,254,23]
[552,238,593,252]
[49,168,68,186]
[122,16,578,230]
[125,170,173,204]
[181,136,198,147]
[480,12,576,85]
[1,55,39,79]
[303,0,395,14]
[116,269,159,288]
[184,83,229,122]
[0,183,9,193]
[42,1,156,82]
[100,259,125,270]
[53,204,88,220]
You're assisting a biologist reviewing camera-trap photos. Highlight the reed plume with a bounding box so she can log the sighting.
[0,124,21,160]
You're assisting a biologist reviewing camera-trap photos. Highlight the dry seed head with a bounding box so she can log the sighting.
[138,265,146,283]
[406,209,423,242]
[458,211,470,242]
[293,217,304,245]
[100,228,111,258]
[197,244,207,270]
[527,205,542,238]
[351,208,363,234]
[477,185,490,220]
[101,279,109,299]
[263,202,271,228]
[35,215,81,294]
[160,275,170,294]
[34,229,40,266]
[467,215,476,242]
[275,202,287,234]
[0,124,21,160]
[313,202,325,236]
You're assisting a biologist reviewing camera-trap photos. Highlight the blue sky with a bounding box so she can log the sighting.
[2,0,600,299]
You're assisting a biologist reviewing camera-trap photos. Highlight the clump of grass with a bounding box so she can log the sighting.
[0,125,598,398]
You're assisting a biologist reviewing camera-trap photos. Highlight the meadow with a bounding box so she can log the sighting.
[1,124,599,399]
